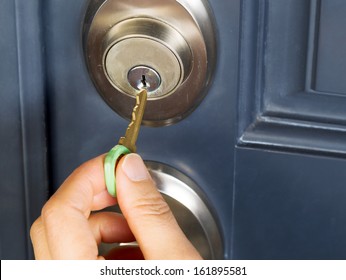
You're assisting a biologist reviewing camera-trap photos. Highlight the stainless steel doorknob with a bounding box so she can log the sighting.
[83,0,216,126]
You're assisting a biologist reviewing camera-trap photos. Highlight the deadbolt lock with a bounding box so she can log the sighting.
[83,0,216,126]
[104,17,191,99]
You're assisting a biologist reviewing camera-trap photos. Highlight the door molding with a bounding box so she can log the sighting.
[238,0,346,157]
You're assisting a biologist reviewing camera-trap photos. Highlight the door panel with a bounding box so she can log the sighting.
[315,0,346,94]
[0,0,47,259]
[1,0,346,260]
[44,0,239,259]
[233,148,346,259]
[236,0,346,259]
[239,0,346,155]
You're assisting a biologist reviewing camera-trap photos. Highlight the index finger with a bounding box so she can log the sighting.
[41,154,116,259]
[53,154,117,215]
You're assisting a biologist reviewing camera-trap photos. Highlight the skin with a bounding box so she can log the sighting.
[30,153,202,260]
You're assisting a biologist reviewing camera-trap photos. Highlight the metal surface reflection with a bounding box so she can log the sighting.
[83,0,216,126]
[146,161,223,260]
[99,161,224,259]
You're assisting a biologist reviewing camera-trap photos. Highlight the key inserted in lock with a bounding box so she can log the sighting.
[127,66,161,93]
[84,0,216,126]
[103,18,191,100]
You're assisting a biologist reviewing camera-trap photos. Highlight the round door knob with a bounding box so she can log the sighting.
[83,0,216,126]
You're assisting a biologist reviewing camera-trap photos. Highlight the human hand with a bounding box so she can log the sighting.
[30,153,202,260]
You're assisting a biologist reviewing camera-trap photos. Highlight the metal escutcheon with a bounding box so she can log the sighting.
[83,0,216,126]
[98,161,224,259]
[146,161,224,259]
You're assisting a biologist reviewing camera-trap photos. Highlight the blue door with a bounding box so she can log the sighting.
[1,0,346,259]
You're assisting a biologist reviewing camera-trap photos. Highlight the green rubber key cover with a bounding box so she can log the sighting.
[104,144,131,197]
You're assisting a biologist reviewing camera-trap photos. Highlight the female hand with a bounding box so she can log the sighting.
[30,153,202,260]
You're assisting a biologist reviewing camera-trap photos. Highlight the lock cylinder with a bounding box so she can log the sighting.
[127,65,162,93]
[103,18,192,99]
[84,0,216,126]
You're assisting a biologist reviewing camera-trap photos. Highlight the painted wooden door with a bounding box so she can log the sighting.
[1,0,346,259]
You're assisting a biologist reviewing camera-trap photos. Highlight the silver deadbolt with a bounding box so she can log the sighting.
[83,0,216,126]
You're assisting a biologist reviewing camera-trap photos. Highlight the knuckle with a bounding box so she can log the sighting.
[41,201,59,222]
[132,193,173,221]
[30,217,42,238]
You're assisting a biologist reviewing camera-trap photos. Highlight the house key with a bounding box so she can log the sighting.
[104,89,147,197]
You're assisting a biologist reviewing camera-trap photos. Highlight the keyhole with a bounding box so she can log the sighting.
[141,75,147,88]
[139,74,150,89]
[127,66,161,93]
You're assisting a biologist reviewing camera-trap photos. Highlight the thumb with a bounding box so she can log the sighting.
[116,153,202,260]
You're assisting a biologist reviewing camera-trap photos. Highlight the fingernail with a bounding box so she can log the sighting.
[122,153,150,182]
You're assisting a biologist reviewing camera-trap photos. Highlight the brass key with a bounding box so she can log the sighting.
[118,89,147,152]
[104,89,148,197]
